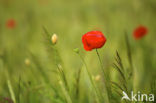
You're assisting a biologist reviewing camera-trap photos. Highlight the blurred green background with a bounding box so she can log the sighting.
[0,0,156,103]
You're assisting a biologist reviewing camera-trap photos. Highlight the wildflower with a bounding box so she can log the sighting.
[51,33,58,44]
[25,58,30,66]
[6,19,16,29]
[133,26,148,40]
[82,31,106,51]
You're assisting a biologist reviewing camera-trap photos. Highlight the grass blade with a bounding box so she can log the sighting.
[7,80,16,103]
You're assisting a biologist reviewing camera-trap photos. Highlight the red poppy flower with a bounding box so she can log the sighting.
[82,31,106,51]
[133,26,148,40]
[6,19,16,29]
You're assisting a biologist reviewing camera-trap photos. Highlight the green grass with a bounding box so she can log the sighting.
[0,0,156,103]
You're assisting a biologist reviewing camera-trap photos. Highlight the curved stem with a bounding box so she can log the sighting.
[96,49,106,76]
[78,54,102,103]
[95,49,110,103]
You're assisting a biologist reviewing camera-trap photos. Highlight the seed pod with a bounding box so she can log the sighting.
[95,75,101,81]
[51,34,58,44]
[25,58,30,66]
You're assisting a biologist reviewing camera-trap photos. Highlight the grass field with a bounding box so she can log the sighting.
[0,0,156,103]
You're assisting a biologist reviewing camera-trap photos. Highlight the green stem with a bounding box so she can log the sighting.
[17,76,21,103]
[78,54,102,103]
[125,34,135,103]
[95,49,106,76]
[95,49,110,103]
[59,80,73,103]
[7,79,16,103]
[125,34,134,77]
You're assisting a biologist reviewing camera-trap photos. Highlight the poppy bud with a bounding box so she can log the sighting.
[25,58,30,66]
[51,34,58,44]
[82,31,106,51]
[95,75,101,81]
[73,48,79,54]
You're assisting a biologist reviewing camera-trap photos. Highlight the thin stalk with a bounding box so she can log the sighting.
[57,67,72,103]
[95,49,106,76]
[17,76,21,103]
[125,34,134,77]
[125,33,135,94]
[95,49,110,103]
[7,80,16,103]
[57,64,69,91]
[75,68,82,102]
[125,33,135,103]
[78,54,102,103]
[59,81,73,103]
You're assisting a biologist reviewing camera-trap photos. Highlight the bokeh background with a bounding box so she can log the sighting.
[0,0,156,103]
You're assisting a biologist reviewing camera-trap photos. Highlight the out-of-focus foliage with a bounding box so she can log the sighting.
[0,0,156,103]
